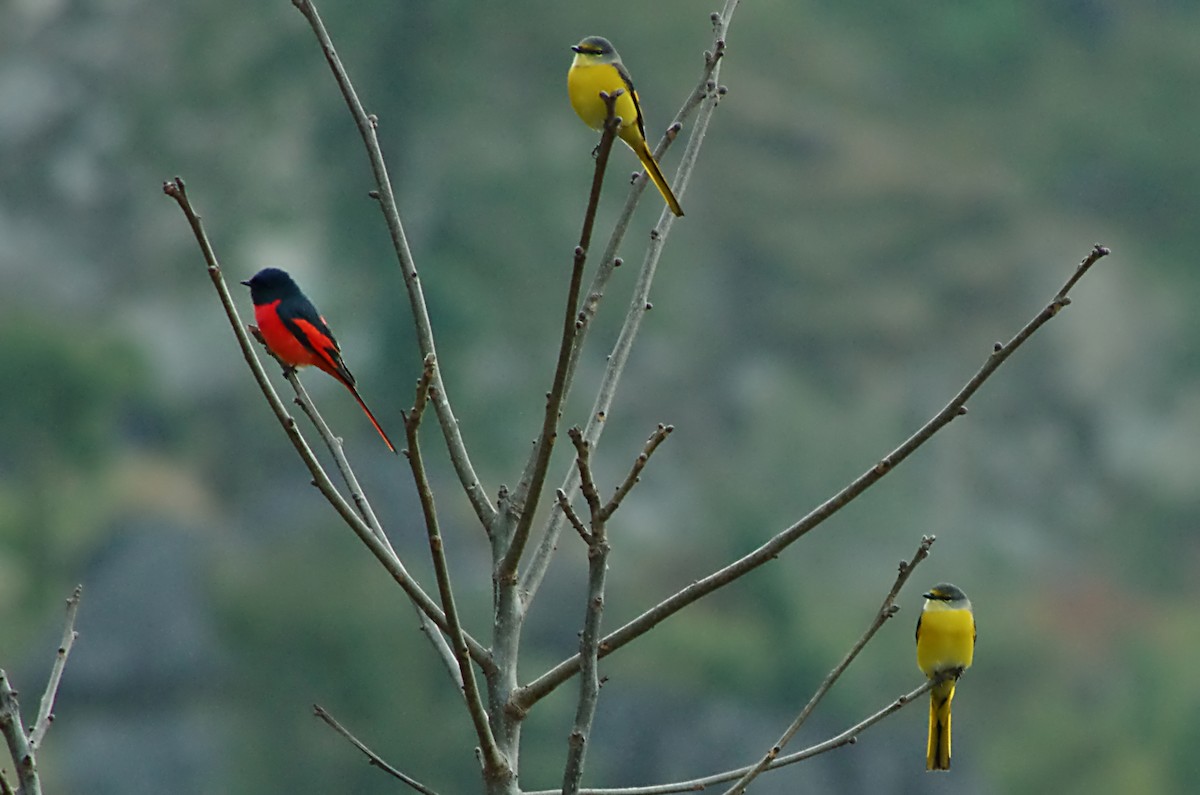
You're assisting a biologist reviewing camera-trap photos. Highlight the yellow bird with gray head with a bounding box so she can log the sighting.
[567,35,684,217]
[915,582,976,771]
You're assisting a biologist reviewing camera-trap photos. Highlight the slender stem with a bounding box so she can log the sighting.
[514,245,1110,711]
[290,0,496,532]
[723,536,934,794]
[28,584,82,750]
[314,704,442,795]
[404,355,507,777]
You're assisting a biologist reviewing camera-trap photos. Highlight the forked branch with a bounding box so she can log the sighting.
[0,585,83,795]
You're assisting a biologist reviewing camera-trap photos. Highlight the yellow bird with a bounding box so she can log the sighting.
[567,36,684,217]
[915,583,976,771]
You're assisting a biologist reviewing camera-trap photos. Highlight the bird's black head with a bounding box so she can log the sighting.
[241,267,300,305]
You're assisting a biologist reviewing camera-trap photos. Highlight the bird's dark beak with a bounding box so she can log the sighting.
[922,591,935,599]
[571,45,582,53]
[240,279,251,286]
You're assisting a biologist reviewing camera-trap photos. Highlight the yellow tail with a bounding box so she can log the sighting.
[625,134,684,217]
[926,680,955,771]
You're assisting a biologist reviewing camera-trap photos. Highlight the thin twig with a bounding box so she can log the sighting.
[724,536,935,794]
[601,424,674,522]
[514,244,1110,711]
[290,0,496,532]
[0,670,39,795]
[521,1,738,604]
[525,680,936,795]
[163,178,493,674]
[28,584,82,751]
[313,704,441,795]
[557,489,590,543]
[403,356,507,777]
[499,92,621,579]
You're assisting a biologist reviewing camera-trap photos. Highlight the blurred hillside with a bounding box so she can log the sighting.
[2,0,1199,793]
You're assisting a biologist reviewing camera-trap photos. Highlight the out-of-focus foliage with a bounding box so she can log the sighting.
[2,0,1199,792]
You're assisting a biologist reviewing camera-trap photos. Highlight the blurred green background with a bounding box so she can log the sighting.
[3,0,1198,792]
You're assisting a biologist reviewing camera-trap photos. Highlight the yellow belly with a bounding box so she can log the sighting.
[916,608,975,675]
[568,62,641,136]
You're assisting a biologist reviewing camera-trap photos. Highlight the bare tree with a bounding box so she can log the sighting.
[164,0,1108,792]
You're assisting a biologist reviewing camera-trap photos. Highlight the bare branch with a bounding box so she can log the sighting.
[525,680,935,795]
[499,92,621,579]
[0,671,39,795]
[724,536,934,794]
[403,356,507,777]
[521,1,739,604]
[313,704,441,795]
[163,177,493,674]
[514,244,1110,711]
[290,0,496,532]
[28,584,82,751]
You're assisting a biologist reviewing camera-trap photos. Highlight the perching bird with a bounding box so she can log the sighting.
[568,35,684,217]
[241,267,395,453]
[915,582,976,771]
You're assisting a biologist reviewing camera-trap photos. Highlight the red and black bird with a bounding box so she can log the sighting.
[242,267,396,453]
